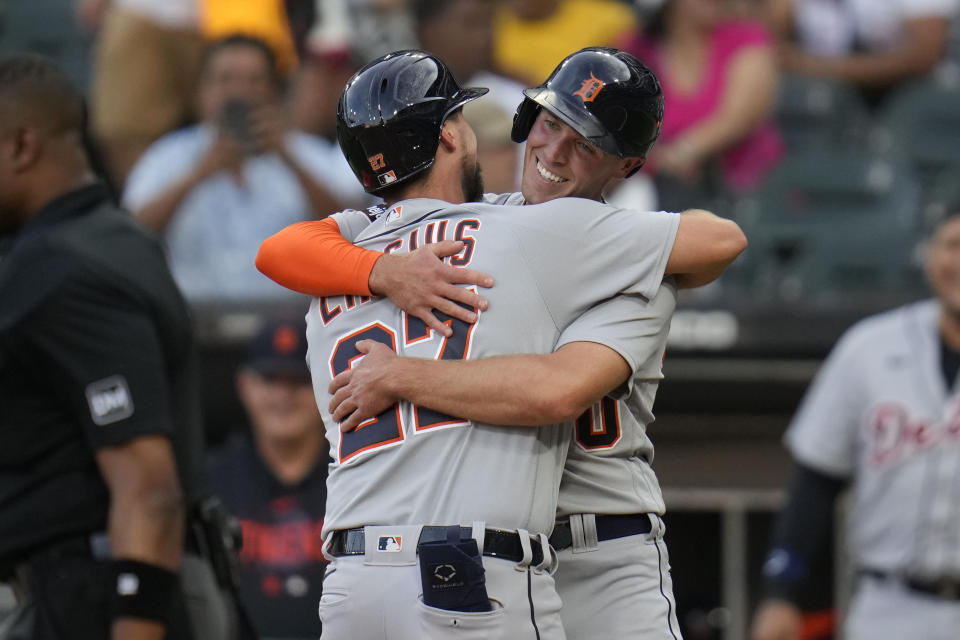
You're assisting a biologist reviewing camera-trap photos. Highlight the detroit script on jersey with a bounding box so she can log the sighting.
[787,299,960,579]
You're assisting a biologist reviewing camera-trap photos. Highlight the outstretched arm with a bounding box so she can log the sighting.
[667,209,747,288]
[329,340,630,431]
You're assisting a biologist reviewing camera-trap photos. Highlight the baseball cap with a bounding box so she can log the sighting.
[245,318,310,380]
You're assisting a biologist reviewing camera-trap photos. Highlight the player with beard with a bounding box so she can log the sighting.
[260,48,745,639]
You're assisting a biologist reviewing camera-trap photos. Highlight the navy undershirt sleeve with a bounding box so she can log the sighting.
[761,462,848,604]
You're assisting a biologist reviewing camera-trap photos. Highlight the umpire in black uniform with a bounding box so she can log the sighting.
[0,54,244,640]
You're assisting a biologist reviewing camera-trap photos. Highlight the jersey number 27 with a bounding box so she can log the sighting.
[328,306,479,463]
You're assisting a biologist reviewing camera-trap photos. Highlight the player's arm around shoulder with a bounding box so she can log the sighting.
[256,214,494,336]
[667,209,748,288]
[528,341,632,422]
[256,216,380,297]
[329,340,630,431]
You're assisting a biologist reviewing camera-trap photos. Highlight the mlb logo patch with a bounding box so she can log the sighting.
[85,375,134,425]
[378,536,402,552]
[378,170,398,186]
[386,205,403,222]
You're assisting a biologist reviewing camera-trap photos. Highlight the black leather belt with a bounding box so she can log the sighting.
[328,526,545,565]
[860,568,960,601]
[549,514,653,551]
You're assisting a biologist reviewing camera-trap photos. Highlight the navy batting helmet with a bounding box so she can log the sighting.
[337,50,488,194]
[511,47,663,161]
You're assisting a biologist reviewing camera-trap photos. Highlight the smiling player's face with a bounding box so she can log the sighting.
[520,110,640,205]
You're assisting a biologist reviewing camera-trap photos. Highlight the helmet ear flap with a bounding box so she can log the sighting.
[511,99,540,144]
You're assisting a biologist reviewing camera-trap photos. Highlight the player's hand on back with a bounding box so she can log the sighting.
[329,339,402,433]
[749,599,803,640]
[368,241,494,338]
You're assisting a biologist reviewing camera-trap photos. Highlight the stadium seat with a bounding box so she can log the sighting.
[739,149,920,302]
[873,80,960,195]
[773,74,870,151]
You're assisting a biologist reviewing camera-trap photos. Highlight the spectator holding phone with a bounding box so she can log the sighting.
[123,35,369,304]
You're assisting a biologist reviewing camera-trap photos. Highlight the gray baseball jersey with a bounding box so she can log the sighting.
[786,299,960,580]
[308,197,679,538]
[554,282,676,518]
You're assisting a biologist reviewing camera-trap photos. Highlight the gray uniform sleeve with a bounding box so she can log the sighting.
[555,281,677,398]
[331,209,377,242]
[785,328,865,477]
[511,199,679,324]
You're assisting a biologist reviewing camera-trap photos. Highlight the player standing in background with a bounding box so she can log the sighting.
[299,50,743,639]
[750,208,960,640]
[259,48,744,639]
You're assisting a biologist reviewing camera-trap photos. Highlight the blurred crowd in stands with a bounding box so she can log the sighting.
[2,1,960,637]
[4,0,959,313]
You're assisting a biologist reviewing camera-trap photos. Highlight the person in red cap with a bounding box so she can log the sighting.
[207,318,330,640]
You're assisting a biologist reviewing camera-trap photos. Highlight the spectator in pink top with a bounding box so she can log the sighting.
[621,0,783,199]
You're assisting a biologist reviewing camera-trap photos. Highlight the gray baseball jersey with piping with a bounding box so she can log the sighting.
[308,197,679,539]
[786,299,960,580]
[554,281,676,517]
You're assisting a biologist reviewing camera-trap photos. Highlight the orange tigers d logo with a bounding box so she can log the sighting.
[368,153,386,170]
[273,325,299,354]
[573,73,604,103]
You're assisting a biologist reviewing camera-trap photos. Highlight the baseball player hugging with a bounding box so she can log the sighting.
[256,48,747,640]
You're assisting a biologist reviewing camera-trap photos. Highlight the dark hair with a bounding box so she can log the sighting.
[0,53,84,135]
[200,34,282,86]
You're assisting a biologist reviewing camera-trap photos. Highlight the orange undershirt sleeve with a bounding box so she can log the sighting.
[256,218,382,297]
